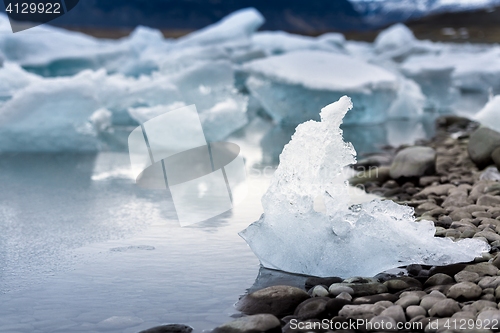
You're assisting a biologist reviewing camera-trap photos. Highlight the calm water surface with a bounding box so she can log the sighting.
[0,118,434,332]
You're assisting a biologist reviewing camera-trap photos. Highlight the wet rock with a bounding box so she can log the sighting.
[454,270,480,283]
[463,263,499,277]
[311,285,329,297]
[305,276,342,290]
[337,292,353,301]
[449,210,473,221]
[338,304,384,320]
[428,299,460,317]
[390,146,436,179]
[380,305,406,323]
[470,181,498,202]
[424,274,453,287]
[352,293,398,304]
[395,295,420,309]
[474,230,500,242]
[419,176,441,187]
[406,305,426,319]
[467,127,500,168]
[443,191,473,208]
[325,298,351,317]
[406,264,423,276]
[294,297,330,320]
[383,277,421,292]
[415,185,456,199]
[477,195,500,207]
[430,264,468,277]
[212,314,280,333]
[337,282,388,297]
[477,310,500,324]
[138,324,193,333]
[236,285,310,317]
[329,285,354,297]
[471,300,498,312]
[478,276,500,289]
[420,297,444,311]
[446,282,482,300]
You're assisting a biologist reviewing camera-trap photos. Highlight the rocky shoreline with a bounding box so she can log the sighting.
[141,116,500,333]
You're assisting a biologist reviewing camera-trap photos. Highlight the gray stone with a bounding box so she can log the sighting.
[380,305,406,323]
[428,299,461,317]
[468,127,500,168]
[212,314,280,333]
[479,276,500,289]
[338,282,388,297]
[451,311,475,320]
[474,230,500,242]
[477,310,500,324]
[336,292,352,301]
[374,300,394,309]
[446,282,482,300]
[352,293,398,304]
[406,305,427,319]
[399,290,427,299]
[471,300,498,312]
[236,285,310,317]
[443,191,473,208]
[311,285,329,297]
[395,295,420,309]
[294,297,329,320]
[339,304,384,320]
[477,194,500,207]
[415,185,456,199]
[470,181,498,202]
[420,297,443,311]
[463,263,499,276]
[454,270,480,283]
[138,324,193,333]
[449,210,473,221]
[328,285,354,297]
[424,273,453,287]
[390,146,436,179]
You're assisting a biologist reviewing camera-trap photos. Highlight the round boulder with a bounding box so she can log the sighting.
[468,127,500,168]
[390,146,436,179]
[236,285,310,317]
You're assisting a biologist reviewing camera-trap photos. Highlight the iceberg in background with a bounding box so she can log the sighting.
[2,8,500,152]
[240,96,488,277]
[242,50,421,125]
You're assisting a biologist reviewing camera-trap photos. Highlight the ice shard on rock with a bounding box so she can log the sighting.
[239,96,489,278]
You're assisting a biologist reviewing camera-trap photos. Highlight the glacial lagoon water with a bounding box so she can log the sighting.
[0,118,435,333]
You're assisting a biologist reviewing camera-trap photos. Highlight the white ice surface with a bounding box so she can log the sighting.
[240,96,489,277]
[243,50,407,125]
[475,95,500,132]
[244,50,398,92]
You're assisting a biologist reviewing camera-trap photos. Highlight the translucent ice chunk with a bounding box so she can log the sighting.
[243,51,400,125]
[240,96,489,278]
[475,95,500,132]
